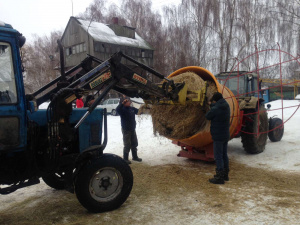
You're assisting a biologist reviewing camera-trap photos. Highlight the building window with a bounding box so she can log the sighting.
[66,43,86,56]
[141,50,145,58]
[149,51,153,58]
[66,47,72,56]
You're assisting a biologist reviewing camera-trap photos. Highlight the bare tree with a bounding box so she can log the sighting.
[23,31,62,93]
[76,0,299,77]
[78,0,108,22]
[270,0,300,78]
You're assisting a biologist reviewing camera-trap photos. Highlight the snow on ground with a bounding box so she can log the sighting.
[229,99,300,172]
[105,99,300,172]
[104,114,186,167]
[1,100,300,225]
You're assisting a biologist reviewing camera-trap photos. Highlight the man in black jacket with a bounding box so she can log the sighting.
[116,97,142,164]
[205,92,230,184]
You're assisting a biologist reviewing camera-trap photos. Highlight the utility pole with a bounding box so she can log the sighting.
[71,0,73,16]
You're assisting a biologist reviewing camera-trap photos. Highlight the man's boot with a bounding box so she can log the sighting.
[123,152,131,164]
[209,169,225,184]
[224,168,229,181]
[214,168,229,181]
[132,149,142,162]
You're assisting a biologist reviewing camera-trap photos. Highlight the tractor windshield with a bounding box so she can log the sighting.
[218,75,246,97]
[0,42,17,104]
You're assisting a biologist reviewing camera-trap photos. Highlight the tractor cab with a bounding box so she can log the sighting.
[0,21,27,151]
[214,71,259,97]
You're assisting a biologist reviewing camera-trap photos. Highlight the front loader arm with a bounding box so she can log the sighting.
[70,51,186,128]
[75,52,184,101]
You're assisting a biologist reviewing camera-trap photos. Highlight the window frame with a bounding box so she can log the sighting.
[0,41,18,105]
[102,99,108,105]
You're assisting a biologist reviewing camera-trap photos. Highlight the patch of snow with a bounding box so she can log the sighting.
[130,97,144,104]
[78,19,115,36]
[266,100,300,120]
[229,100,300,171]
[38,102,50,109]
[77,19,153,50]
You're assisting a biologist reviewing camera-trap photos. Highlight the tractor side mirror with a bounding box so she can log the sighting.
[267,104,271,109]
[18,35,26,48]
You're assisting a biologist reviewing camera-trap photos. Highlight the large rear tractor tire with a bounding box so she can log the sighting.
[42,173,65,190]
[241,106,268,154]
[268,118,284,142]
[75,154,133,213]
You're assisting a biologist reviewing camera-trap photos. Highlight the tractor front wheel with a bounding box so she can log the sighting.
[75,154,133,213]
[241,106,268,154]
[268,118,284,142]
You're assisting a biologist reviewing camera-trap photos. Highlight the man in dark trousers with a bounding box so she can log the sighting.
[116,97,142,164]
[205,92,230,184]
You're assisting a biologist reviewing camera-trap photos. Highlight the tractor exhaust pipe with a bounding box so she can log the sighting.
[57,39,66,81]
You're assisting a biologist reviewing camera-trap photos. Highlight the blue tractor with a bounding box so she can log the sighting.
[0,21,186,212]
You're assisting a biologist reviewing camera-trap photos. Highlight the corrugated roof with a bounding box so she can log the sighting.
[77,18,153,50]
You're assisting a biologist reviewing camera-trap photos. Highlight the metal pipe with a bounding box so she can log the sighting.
[57,39,66,81]
[74,111,90,129]
[119,52,168,80]
[102,108,108,147]
[32,63,82,97]
[74,79,118,129]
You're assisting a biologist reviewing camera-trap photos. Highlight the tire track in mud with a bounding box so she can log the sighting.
[0,160,299,225]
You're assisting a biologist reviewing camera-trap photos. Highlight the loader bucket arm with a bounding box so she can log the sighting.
[68,52,186,128]
[39,51,205,130]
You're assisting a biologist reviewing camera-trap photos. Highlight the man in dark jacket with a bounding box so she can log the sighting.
[205,92,230,184]
[116,97,142,164]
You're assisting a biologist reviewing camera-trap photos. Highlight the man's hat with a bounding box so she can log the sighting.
[211,92,223,102]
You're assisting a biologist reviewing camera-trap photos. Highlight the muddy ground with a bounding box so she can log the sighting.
[0,159,300,225]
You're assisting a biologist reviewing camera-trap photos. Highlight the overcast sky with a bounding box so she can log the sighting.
[0,0,180,43]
